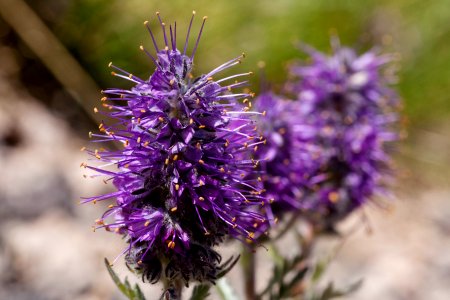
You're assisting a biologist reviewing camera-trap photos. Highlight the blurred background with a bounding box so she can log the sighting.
[0,0,449,299]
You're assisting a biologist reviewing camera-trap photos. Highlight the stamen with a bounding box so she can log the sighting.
[191,16,207,59]
[139,45,157,65]
[156,12,168,48]
[144,20,159,52]
[183,11,196,55]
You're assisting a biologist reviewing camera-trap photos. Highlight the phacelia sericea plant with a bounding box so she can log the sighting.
[81,12,266,287]
[286,41,400,228]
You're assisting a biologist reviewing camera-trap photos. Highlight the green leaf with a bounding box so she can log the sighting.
[216,278,239,300]
[311,260,328,283]
[258,253,308,299]
[315,279,363,300]
[104,258,146,300]
[189,284,211,300]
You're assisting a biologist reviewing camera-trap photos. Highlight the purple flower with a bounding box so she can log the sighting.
[81,12,265,284]
[288,42,400,226]
[253,91,323,225]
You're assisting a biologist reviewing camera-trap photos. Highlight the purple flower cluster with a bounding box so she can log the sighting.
[253,91,323,224]
[288,43,399,226]
[82,12,265,284]
[253,42,399,230]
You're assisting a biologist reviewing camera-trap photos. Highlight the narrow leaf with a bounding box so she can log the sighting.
[190,284,211,300]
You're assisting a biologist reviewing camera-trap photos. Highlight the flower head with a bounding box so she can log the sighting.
[253,91,323,224]
[82,12,265,284]
[288,42,400,226]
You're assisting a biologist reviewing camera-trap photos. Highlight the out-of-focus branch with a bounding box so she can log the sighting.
[0,0,101,123]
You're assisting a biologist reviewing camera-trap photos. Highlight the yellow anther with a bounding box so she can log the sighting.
[175,184,180,191]
[168,241,175,249]
[93,107,98,113]
[257,177,262,182]
[199,125,206,129]
[165,158,169,165]
[108,204,114,209]
[198,197,205,201]
[253,145,258,152]
[137,137,141,143]
[101,97,107,101]
[231,217,236,222]
[173,154,178,161]
[80,146,86,152]
[171,206,178,212]
[262,111,267,116]
[198,159,205,164]
[219,167,225,173]
[158,116,164,122]
[199,180,205,186]
[108,62,112,67]
[189,118,194,124]
[88,131,93,138]
[144,221,150,227]
[139,45,144,51]
[328,191,340,203]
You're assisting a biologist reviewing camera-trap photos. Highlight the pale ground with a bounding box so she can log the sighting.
[1,71,449,299]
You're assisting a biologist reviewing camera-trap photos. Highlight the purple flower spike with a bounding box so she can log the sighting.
[81,12,266,284]
[253,91,323,225]
[289,41,400,227]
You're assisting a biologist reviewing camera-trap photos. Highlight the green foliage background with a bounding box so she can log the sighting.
[55,0,449,124]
